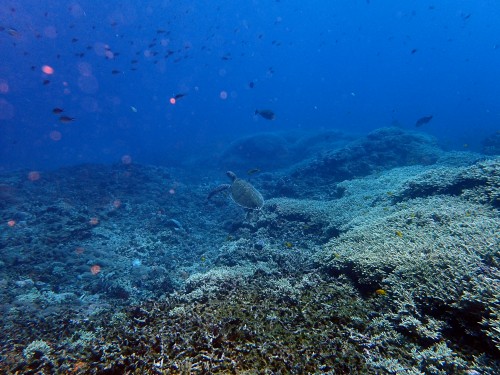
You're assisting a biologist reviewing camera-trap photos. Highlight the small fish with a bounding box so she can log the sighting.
[247,168,261,175]
[461,13,471,21]
[111,69,122,75]
[52,108,64,114]
[255,109,275,120]
[415,115,433,127]
[284,241,293,248]
[42,79,50,85]
[130,106,137,113]
[7,28,18,36]
[59,116,75,123]
[375,289,387,296]
[174,93,186,100]
[248,81,255,88]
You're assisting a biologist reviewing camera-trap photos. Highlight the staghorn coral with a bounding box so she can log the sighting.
[23,339,52,361]
[317,194,499,356]
[396,157,500,207]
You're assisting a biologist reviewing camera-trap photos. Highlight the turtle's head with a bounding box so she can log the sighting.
[226,171,237,181]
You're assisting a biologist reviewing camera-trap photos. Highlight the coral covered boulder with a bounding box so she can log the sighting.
[292,127,441,183]
[219,133,291,170]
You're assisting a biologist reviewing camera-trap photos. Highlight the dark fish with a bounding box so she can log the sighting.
[43,79,50,85]
[7,28,18,36]
[415,115,433,127]
[59,116,75,123]
[247,168,261,175]
[411,48,417,54]
[52,108,64,114]
[174,93,186,100]
[255,109,275,120]
[249,81,255,88]
[111,69,122,74]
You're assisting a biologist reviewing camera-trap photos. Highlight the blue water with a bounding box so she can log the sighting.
[1,2,500,372]
[0,0,499,171]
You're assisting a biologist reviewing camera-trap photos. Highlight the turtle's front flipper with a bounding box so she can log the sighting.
[207,184,231,200]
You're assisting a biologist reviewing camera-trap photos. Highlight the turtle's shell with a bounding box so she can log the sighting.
[230,178,264,209]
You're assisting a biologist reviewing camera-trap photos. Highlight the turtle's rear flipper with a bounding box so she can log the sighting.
[207,184,231,200]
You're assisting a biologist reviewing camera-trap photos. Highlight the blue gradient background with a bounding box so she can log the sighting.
[1,0,499,171]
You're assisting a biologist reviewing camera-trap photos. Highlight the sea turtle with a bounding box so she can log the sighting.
[208,171,264,210]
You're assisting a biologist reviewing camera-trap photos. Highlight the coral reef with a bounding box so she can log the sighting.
[218,130,354,172]
[482,131,500,155]
[289,127,442,198]
[0,129,499,373]
[219,133,292,170]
